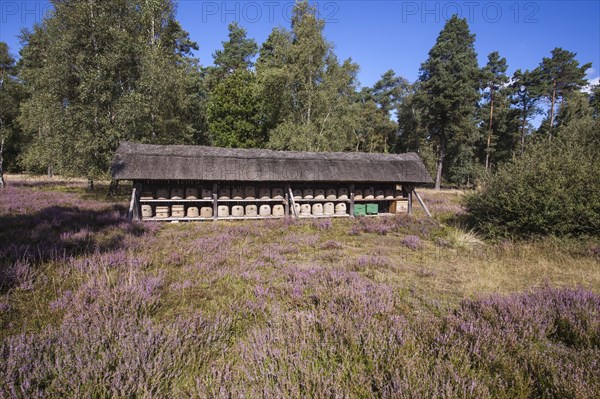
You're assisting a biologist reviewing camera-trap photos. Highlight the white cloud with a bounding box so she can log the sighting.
[582,76,599,93]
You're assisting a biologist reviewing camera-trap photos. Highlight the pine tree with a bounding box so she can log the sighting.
[535,47,591,135]
[480,51,509,171]
[510,69,542,152]
[418,15,480,189]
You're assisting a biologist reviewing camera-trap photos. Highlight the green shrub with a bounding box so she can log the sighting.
[465,118,600,238]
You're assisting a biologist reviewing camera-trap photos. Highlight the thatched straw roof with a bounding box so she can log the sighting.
[111,142,433,184]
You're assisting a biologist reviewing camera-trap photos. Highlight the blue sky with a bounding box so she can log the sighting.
[1,0,599,88]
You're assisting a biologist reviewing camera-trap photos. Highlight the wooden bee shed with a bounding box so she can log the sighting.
[111,142,433,221]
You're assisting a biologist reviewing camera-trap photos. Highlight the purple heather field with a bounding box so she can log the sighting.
[0,178,599,398]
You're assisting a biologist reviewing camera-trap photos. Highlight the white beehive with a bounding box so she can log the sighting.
[187,207,199,217]
[314,189,325,200]
[171,205,185,218]
[155,206,169,218]
[232,187,244,200]
[259,188,271,199]
[202,188,213,199]
[293,189,302,199]
[364,187,375,200]
[259,204,271,216]
[312,203,324,216]
[354,189,363,200]
[219,188,231,200]
[272,188,284,199]
[300,204,312,216]
[293,203,301,215]
[140,191,154,200]
[156,188,169,200]
[200,207,213,218]
[303,188,314,199]
[185,188,198,200]
[323,202,335,215]
[171,188,184,199]
[141,205,153,218]
[375,189,385,200]
[218,205,230,217]
[394,190,403,199]
[245,204,258,217]
[231,205,244,217]
[335,203,347,215]
[272,204,285,217]
[244,185,256,199]
[337,188,349,200]
[326,188,337,200]
[384,189,394,199]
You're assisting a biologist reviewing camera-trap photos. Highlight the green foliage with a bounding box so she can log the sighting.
[207,22,258,87]
[417,15,481,188]
[18,0,205,181]
[206,70,264,148]
[465,116,600,238]
[0,42,25,173]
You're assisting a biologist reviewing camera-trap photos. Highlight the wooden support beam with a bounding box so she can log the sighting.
[128,187,136,220]
[132,182,142,221]
[212,182,218,221]
[413,189,432,218]
[349,184,355,218]
[287,187,298,218]
[407,185,413,216]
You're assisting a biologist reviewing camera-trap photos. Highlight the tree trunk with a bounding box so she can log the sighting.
[485,90,494,171]
[549,79,557,136]
[47,165,53,178]
[520,103,527,154]
[434,140,445,191]
[0,138,5,189]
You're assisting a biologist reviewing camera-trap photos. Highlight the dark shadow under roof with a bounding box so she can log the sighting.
[111,142,433,184]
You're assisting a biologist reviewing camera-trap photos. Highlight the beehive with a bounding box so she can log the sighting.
[338,188,349,200]
[156,188,169,200]
[323,202,335,215]
[200,207,213,218]
[293,203,301,215]
[364,187,375,200]
[141,205,153,218]
[202,188,213,199]
[293,189,302,199]
[232,187,244,200]
[394,190,403,199]
[171,188,184,199]
[326,188,337,200]
[155,206,170,218]
[354,189,363,200]
[244,185,256,199]
[300,204,312,216]
[185,188,199,200]
[272,204,285,217]
[259,204,271,216]
[353,204,366,216]
[366,203,379,215]
[259,188,271,199]
[314,189,325,200]
[312,203,324,216]
[218,205,229,217]
[219,188,231,200]
[384,189,394,199]
[303,189,314,199]
[272,188,284,199]
[375,190,385,200]
[231,205,244,217]
[140,192,154,200]
[335,203,347,215]
[172,204,185,218]
[245,205,258,217]
[187,207,199,217]
[390,201,408,213]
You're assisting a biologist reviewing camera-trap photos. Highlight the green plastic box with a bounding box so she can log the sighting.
[366,203,379,215]
[354,204,366,216]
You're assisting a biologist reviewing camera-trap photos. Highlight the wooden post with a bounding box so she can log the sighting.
[131,182,142,221]
[128,187,136,220]
[349,184,355,218]
[413,189,432,218]
[407,185,413,216]
[288,187,298,218]
[0,138,5,189]
[212,182,218,221]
